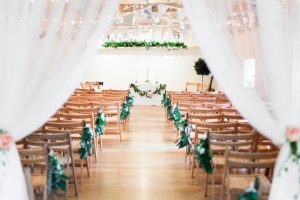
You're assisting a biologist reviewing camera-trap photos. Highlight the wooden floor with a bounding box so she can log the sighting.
[70,106,206,200]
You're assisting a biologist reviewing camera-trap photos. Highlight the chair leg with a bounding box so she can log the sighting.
[69,153,79,196]
[93,137,98,162]
[80,160,83,184]
[212,175,215,200]
[204,173,208,197]
[86,158,90,177]
[227,188,230,200]
[191,159,195,178]
[99,135,103,151]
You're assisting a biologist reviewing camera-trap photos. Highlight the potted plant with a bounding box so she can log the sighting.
[194,58,213,91]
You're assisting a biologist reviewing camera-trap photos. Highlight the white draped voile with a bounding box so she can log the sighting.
[0,0,120,199]
[182,0,300,199]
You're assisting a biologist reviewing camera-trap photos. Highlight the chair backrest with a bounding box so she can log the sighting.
[64,101,94,108]
[224,148,278,171]
[189,114,224,124]
[208,132,257,152]
[25,132,72,147]
[205,102,232,108]
[43,121,83,138]
[67,107,100,114]
[18,147,49,166]
[195,122,237,134]
[172,96,194,104]
[58,113,95,129]
[185,82,199,92]
[190,108,221,115]
[223,114,245,122]
[194,96,217,103]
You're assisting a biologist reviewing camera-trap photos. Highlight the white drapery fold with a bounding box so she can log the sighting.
[0,0,120,199]
[182,0,300,199]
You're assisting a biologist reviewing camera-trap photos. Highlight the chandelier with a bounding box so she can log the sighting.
[227,12,258,33]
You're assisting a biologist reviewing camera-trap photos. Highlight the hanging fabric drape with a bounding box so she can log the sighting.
[0,0,120,199]
[182,0,300,199]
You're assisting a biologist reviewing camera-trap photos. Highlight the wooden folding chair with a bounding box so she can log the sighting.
[18,147,49,200]
[25,132,78,197]
[221,149,278,200]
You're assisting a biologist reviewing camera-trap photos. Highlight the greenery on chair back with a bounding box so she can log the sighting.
[173,104,181,131]
[161,91,168,107]
[175,115,192,149]
[79,121,94,159]
[237,177,260,200]
[95,111,107,135]
[120,92,134,120]
[194,131,213,174]
[47,150,70,196]
[103,40,188,50]
[193,58,212,90]
[166,96,174,121]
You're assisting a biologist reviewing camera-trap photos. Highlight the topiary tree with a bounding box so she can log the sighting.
[194,58,211,90]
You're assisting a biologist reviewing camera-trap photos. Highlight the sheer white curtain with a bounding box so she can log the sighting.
[0,0,120,199]
[182,0,300,199]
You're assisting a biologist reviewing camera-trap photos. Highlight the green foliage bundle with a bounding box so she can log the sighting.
[79,121,94,159]
[173,105,181,131]
[103,40,188,50]
[194,58,211,76]
[237,177,260,200]
[95,111,107,135]
[175,117,192,149]
[120,92,134,120]
[194,132,213,174]
[161,91,168,107]
[47,150,70,196]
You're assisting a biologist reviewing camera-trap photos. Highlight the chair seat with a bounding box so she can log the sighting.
[228,175,270,194]
[212,156,225,167]
[32,175,46,188]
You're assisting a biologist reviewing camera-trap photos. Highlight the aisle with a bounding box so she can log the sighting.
[70,106,205,200]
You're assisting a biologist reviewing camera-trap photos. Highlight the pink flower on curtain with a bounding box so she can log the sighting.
[0,134,12,149]
[287,127,300,142]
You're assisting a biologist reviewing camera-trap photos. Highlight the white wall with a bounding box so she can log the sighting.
[84,49,218,91]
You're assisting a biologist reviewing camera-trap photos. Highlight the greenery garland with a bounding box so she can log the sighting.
[173,105,181,131]
[47,150,70,196]
[194,131,214,174]
[95,111,107,135]
[237,177,260,200]
[103,40,188,50]
[130,83,166,99]
[120,92,134,120]
[78,121,94,160]
[175,116,192,149]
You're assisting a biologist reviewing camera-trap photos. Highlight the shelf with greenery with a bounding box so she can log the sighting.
[103,40,188,50]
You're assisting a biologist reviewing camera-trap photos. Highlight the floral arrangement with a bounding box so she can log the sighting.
[103,40,188,50]
[0,129,12,166]
[47,150,69,196]
[120,92,134,120]
[95,110,107,135]
[237,177,260,200]
[175,115,193,149]
[0,129,12,191]
[79,121,94,159]
[130,83,166,99]
[194,131,214,174]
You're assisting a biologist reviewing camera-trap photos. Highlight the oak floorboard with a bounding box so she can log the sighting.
[69,105,207,200]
